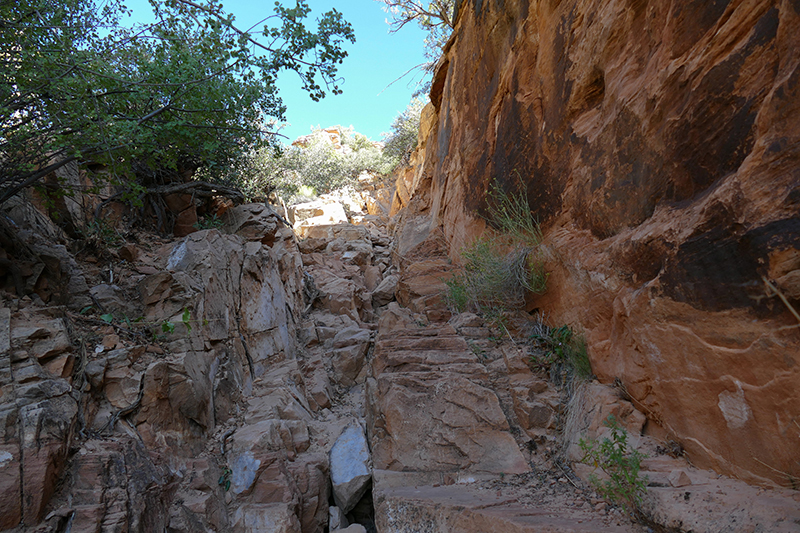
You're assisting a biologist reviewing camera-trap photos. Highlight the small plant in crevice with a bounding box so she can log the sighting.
[82,218,123,248]
[193,214,224,230]
[218,466,232,492]
[579,415,648,516]
[531,323,592,381]
[152,308,195,341]
[467,341,485,359]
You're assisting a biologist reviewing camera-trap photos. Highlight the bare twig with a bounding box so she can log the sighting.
[762,276,800,326]
[99,373,146,434]
[66,312,149,341]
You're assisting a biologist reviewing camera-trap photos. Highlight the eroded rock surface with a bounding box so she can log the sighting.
[367,325,529,476]
[398,0,800,485]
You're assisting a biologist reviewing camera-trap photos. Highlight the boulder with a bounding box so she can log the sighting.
[287,453,330,532]
[363,266,382,292]
[394,259,449,308]
[375,302,415,333]
[371,274,398,307]
[329,506,348,530]
[232,504,302,533]
[312,270,367,321]
[668,469,692,488]
[0,445,21,529]
[292,201,348,235]
[90,284,141,319]
[330,423,371,513]
[337,525,367,533]
[367,328,529,476]
[223,204,281,244]
[330,326,372,387]
[448,312,483,330]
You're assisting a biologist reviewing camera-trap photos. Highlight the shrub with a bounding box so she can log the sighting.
[446,238,546,313]
[531,324,592,380]
[445,177,547,315]
[193,214,224,230]
[579,416,648,515]
[212,127,393,204]
[382,97,427,168]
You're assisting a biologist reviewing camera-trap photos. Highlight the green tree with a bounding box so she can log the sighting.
[383,97,426,168]
[376,0,455,82]
[0,0,355,205]
[226,127,393,203]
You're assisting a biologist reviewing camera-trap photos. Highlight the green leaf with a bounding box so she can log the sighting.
[182,308,192,333]
[100,313,114,323]
[161,321,176,334]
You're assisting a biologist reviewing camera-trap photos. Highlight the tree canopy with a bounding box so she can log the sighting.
[376,0,455,80]
[219,126,394,204]
[382,97,426,167]
[0,0,355,205]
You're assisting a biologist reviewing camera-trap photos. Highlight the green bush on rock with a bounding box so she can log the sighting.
[579,416,648,515]
[445,177,548,315]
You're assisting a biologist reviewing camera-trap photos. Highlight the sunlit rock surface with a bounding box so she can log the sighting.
[397,0,800,485]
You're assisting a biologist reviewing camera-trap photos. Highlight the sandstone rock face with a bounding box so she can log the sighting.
[366,325,529,476]
[401,0,800,485]
[0,220,332,532]
[0,308,79,528]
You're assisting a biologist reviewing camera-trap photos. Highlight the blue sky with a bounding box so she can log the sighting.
[123,0,430,143]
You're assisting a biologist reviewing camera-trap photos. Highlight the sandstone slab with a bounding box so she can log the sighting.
[374,484,634,533]
[367,328,529,476]
[330,423,371,513]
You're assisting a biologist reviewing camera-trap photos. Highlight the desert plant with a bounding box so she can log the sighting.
[532,324,592,380]
[382,97,427,168]
[1,0,355,207]
[193,214,224,230]
[579,416,648,515]
[82,219,123,247]
[217,127,393,203]
[445,178,547,314]
[444,275,470,313]
[485,178,543,247]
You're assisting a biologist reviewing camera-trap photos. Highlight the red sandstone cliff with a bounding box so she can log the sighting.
[398,0,800,485]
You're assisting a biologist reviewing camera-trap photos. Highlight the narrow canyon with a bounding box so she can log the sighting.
[1,0,799,532]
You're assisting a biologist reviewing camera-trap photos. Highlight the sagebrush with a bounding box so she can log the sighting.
[531,324,592,380]
[445,177,547,314]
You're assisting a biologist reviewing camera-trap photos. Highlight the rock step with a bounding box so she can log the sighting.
[367,325,532,478]
[374,484,637,532]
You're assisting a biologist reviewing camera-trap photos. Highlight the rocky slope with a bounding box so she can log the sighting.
[395,0,800,486]
[2,2,800,526]
[3,174,799,532]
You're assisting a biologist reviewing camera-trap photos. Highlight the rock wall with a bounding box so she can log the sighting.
[402,0,800,485]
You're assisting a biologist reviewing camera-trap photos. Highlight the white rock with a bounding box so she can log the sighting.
[329,506,348,530]
[336,525,367,533]
[668,469,692,488]
[330,422,371,513]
